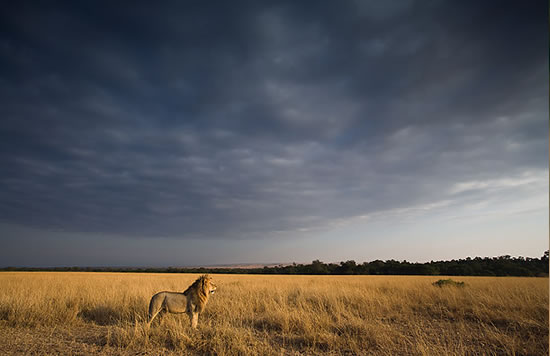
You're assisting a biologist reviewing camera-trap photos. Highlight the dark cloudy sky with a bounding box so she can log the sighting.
[0,1,547,267]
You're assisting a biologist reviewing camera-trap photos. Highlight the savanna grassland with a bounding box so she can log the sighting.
[0,272,547,355]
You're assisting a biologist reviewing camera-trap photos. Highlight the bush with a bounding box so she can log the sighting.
[432,279,465,288]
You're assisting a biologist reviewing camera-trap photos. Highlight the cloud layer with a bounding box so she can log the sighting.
[0,1,547,245]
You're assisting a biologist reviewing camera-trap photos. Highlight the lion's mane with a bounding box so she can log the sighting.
[183,274,212,309]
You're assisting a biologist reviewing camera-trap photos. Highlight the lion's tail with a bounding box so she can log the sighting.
[147,292,165,324]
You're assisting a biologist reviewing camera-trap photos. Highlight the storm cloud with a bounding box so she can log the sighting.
[0,1,547,264]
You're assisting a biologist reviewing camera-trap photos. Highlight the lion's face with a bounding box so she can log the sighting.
[209,282,217,294]
[201,275,217,295]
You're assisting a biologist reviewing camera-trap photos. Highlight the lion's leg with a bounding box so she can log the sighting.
[186,299,195,328]
[148,306,160,325]
[147,310,156,325]
[148,294,168,326]
[158,309,166,324]
[149,308,164,325]
[190,312,199,329]
[151,300,169,325]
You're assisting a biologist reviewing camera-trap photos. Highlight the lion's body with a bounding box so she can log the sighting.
[147,275,216,328]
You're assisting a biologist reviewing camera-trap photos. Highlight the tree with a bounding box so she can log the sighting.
[337,260,357,274]
[310,260,328,274]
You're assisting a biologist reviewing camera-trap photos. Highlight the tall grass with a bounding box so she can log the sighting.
[0,272,547,355]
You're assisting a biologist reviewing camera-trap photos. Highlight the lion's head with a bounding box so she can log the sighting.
[202,275,217,295]
[184,275,216,298]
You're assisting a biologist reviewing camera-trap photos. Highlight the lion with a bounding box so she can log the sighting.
[147,275,217,328]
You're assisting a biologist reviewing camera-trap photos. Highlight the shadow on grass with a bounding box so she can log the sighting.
[248,317,285,333]
[78,305,120,325]
[0,305,10,321]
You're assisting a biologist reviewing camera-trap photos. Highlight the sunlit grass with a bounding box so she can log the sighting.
[0,272,547,355]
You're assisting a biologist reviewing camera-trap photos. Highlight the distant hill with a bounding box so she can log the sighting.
[194,263,293,269]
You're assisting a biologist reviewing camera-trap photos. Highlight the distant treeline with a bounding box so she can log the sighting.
[2,251,548,277]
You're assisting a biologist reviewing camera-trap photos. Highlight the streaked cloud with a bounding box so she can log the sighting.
[0,1,546,265]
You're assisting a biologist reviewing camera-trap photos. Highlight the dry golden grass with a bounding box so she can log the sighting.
[0,272,547,355]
